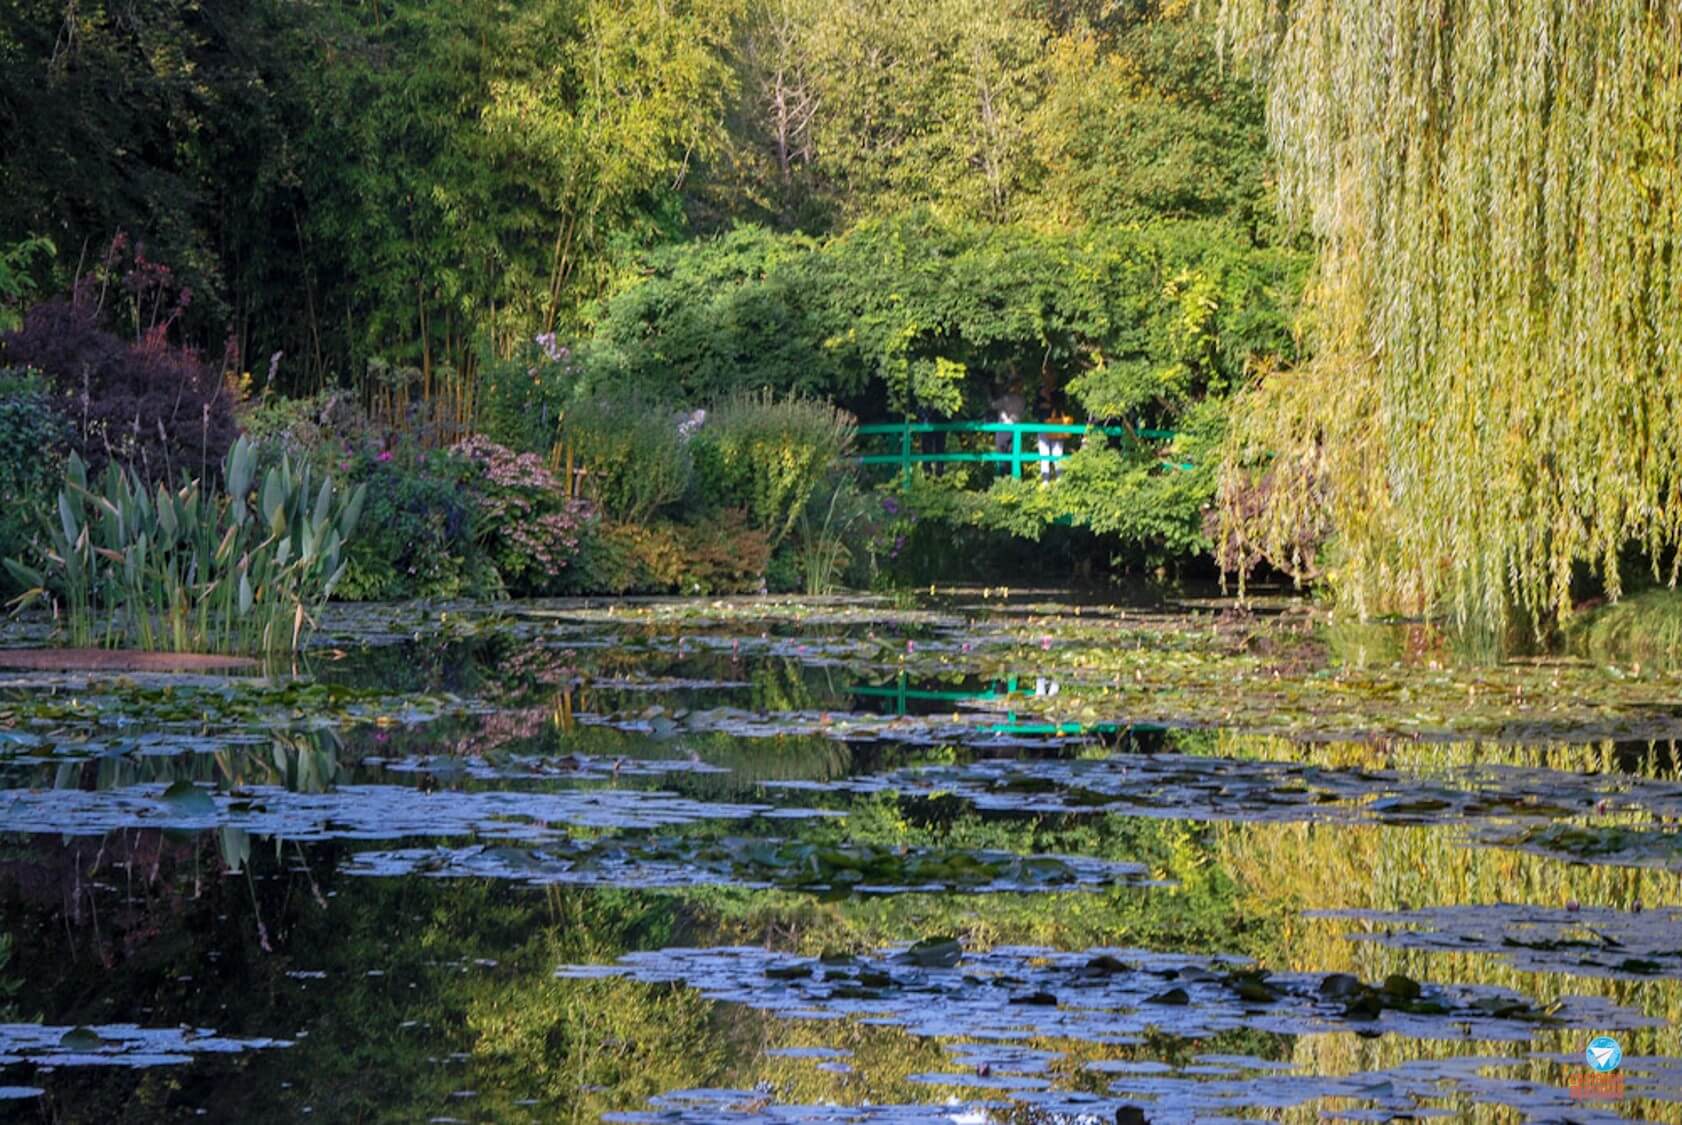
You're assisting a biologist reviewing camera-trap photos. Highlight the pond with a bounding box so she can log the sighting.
[1,589,1680,1122]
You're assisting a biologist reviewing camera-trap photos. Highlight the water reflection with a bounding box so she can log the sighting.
[2,594,1682,1120]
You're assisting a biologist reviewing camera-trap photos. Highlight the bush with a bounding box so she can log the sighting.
[1566,588,1682,664]
[559,392,692,523]
[557,521,644,596]
[0,368,69,592]
[690,391,856,546]
[474,335,579,454]
[558,511,769,596]
[239,390,372,464]
[1,245,240,485]
[674,509,771,594]
[452,436,593,596]
[335,447,494,601]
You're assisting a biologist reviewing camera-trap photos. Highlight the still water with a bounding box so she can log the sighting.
[1,592,1679,1122]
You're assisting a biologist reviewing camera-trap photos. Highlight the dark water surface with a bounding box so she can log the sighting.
[2,591,1680,1122]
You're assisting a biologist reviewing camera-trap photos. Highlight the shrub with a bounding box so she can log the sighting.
[5,436,365,653]
[558,512,769,596]
[0,368,69,592]
[1566,588,1682,664]
[556,521,643,596]
[559,392,692,524]
[474,335,580,453]
[0,236,54,334]
[690,391,856,546]
[452,435,593,596]
[0,243,240,485]
[334,447,493,601]
[239,390,372,464]
[673,509,771,595]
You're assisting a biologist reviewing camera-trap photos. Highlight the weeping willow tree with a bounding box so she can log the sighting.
[1213,0,1682,631]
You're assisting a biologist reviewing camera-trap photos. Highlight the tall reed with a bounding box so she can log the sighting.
[795,478,860,595]
[5,436,366,653]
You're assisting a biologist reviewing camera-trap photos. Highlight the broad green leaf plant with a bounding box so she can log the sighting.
[6,436,366,654]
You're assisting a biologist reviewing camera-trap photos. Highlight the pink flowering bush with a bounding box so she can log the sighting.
[453,435,594,595]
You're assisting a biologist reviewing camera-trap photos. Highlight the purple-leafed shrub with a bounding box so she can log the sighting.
[0,239,240,485]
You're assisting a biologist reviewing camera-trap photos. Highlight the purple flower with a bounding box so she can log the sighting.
[882,497,901,516]
[534,332,563,363]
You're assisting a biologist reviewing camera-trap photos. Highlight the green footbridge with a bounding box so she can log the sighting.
[855,421,1188,487]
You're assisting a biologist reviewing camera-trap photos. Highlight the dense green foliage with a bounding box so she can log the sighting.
[691,392,856,547]
[1216,0,1682,629]
[581,213,1301,424]
[333,448,491,602]
[0,0,737,381]
[0,368,68,590]
[696,0,1277,237]
[0,0,1283,380]
[559,394,695,525]
[1,0,1310,589]
[571,212,1297,564]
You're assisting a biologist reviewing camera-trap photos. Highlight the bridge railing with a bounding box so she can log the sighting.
[847,672,1161,735]
[854,421,1184,486]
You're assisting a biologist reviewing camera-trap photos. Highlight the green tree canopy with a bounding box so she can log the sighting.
[583,212,1304,422]
[304,0,740,374]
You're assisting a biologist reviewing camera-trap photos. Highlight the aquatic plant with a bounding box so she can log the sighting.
[4,435,365,653]
[793,477,867,595]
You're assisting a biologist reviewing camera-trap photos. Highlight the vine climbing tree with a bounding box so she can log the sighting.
[1214,0,1682,631]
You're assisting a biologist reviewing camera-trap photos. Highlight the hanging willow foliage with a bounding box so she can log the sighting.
[1213,0,1682,630]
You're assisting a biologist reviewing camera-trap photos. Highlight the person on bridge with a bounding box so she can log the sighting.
[916,403,946,474]
[989,382,1025,476]
[1038,409,1075,481]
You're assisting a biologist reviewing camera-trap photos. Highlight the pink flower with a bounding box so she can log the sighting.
[1040,635,1053,650]
[378,450,393,462]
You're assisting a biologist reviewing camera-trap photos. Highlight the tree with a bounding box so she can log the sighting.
[1215,0,1682,630]
[300,0,740,379]
[583,212,1304,425]
[0,0,321,364]
[1024,16,1274,237]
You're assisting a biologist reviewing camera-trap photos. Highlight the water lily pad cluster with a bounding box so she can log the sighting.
[0,781,815,839]
[558,942,1656,1044]
[1314,904,1682,979]
[348,840,1149,896]
[0,1024,290,1068]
